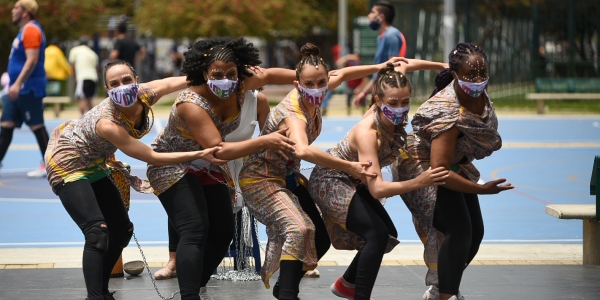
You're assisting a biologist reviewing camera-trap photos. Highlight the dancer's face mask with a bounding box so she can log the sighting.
[455,74,488,98]
[381,103,409,125]
[207,79,238,99]
[298,84,328,105]
[108,83,139,107]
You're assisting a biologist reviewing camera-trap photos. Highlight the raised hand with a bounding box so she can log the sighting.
[197,146,229,166]
[413,167,450,188]
[381,56,409,69]
[480,178,514,194]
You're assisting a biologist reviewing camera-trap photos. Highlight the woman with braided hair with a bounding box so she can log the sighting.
[44,60,227,300]
[239,43,407,300]
[308,60,449,300]
[147,36,302,300]
[391,43,513,300]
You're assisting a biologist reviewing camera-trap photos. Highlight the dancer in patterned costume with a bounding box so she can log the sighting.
[240,43,406,300]
[391,43,513,300]
[147,37,298,300]
[44,60,224,300]
[309,61,449,300]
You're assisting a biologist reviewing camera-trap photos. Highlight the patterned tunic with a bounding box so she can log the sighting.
[147,89,242,197]
[239,89,321,288]
[309,107,405,252]
[391,81,502,286]
[45,84,156,194]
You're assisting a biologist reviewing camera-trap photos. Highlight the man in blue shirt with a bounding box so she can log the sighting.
[353,1,407,107]
[1,0,49,178]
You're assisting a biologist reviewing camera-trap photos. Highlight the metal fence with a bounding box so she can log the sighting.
[384,0,600,102]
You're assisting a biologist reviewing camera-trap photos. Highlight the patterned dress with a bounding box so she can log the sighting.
[45,84,156,194]
[147,89,242,198]
[309,107,405,252]
[239,89,321,288]
[391,81,502,286]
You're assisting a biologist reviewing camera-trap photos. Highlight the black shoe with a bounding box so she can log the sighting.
[104,291,116,300]
[272,278,280,299]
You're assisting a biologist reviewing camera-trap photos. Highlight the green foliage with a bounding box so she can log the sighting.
[134,0,368,39]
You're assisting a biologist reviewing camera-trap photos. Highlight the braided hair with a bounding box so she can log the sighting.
[295,43,329,81]
[431,42,488,97]
[370,63,412,107]
[104,60,137,87]
[181,37,261,87]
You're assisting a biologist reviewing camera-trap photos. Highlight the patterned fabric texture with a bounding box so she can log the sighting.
[391,81,502,286]
[147,89,242,197]
[45,84,157,194]
[239,89,321,288]
[309,107,405,252]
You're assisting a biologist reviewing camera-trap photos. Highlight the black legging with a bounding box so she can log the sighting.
[159,174,234,299]
[57,177,133,300]
[342,184,398,300]
[277,184,331,300]
[433,186,484,295]
[165,182,234,288]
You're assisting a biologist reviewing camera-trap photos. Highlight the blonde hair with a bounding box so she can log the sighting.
[18,0,38,17]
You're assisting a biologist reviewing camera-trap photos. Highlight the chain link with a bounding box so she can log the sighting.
[132,233,181,300]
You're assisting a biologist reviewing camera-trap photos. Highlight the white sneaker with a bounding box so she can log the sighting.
[199,286,213,300]
[27,163,47,178]
[423,286,465,300]
[423,285,439,300]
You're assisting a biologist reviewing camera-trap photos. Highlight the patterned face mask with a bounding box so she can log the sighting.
[108,83,139,107]
[298,84,328,105]
[207,79,238,99]
[455,73,488,98]
[381,103,409,125]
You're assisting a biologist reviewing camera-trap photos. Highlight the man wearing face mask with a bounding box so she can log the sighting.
[353,0,407,108]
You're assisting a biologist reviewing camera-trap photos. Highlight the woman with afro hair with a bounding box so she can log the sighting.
[238,43,407,300]
[146,36,307,299]
[392,43,513,300]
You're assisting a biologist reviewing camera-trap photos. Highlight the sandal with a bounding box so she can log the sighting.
[304,269,320,278]
[154,267,177,280]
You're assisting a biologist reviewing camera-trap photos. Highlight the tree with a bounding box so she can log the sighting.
[134,0,368,40]
[0,0,106,72]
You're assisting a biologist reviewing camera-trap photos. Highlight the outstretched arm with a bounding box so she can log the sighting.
[328,57,408,90]
[244,68,297,90]
[430,127,513,194]
[95,119,227,167]
[145,76,189,103]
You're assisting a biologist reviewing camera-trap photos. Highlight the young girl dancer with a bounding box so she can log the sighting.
[309,60,449,300]
[392,43,513,300]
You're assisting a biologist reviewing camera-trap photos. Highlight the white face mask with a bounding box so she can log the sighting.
[298,84,328,105]
[207,79,238,99]
[381,103,409,125]
[455,74,488,98]
[108,83,139,107]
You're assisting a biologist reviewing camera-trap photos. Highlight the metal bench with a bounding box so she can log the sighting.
[42,96,71,118]
[525,78,600,114]
[545,156,600,265]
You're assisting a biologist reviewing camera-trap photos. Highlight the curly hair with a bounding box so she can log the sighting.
[370,63,412,106]
[430,42,488,97]
[295,43,329,81]
[181,37,261,87]
[103,60,137,87]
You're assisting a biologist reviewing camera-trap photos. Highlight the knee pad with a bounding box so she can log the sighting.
[83,221,109,252]
[111,222,134,248]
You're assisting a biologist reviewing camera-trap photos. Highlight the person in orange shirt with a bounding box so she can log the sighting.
[44,37,72,96]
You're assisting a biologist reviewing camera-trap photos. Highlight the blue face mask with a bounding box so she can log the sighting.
[369,16,381,30]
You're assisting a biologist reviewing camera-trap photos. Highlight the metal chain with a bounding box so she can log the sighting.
[132,233,180,300]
